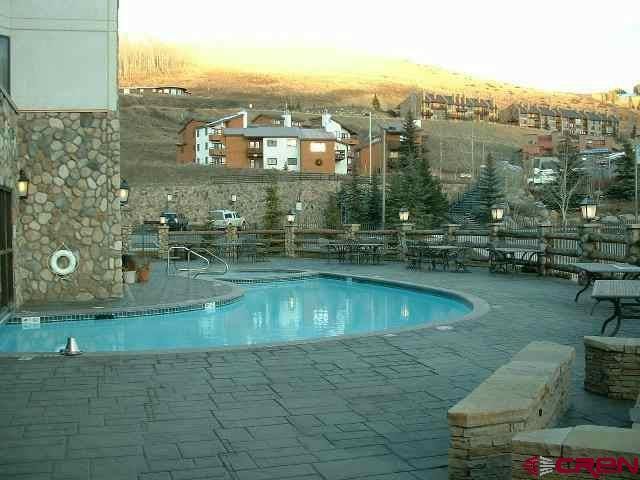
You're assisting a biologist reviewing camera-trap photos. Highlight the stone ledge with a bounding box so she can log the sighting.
[584,335,640,353]
[448,341,575,480]
[513,425,640,462]
[449,342,575,428]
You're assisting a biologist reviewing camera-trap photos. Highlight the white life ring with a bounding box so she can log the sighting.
[50,250,78,276]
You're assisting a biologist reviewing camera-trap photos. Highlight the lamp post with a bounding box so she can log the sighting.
[287,209,296,225]
[118,179,130,205]
[399,207,409,223]
[295,193,303,212]
[17,170,29,198]
[230,193,237,206]
[490,203,506,223]
[580,196,597,222]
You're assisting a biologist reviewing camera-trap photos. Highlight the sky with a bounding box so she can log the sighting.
[119,0,639,94]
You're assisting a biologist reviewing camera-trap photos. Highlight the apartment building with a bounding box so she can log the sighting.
[176,118,206,164]
[399,91,498,122]
[120,86,190,96]
[356,122,426,175]
[195,111,248,165]
[0,0,122,308]
[251,113,306,127]
[500,103,619,137]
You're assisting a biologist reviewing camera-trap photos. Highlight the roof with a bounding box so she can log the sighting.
[223,127,335,141]
[249,112,308,124]
[177,118,207,134]
[206,111,247,127]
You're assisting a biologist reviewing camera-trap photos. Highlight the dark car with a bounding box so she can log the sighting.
[160,211,189,231]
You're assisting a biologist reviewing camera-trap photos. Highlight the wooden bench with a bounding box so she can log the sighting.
[448,341,575,480]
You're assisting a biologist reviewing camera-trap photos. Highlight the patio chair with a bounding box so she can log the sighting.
[406,243,422,270]
[449,244,470,273]
[488,247,510,273]
[345,240,361,264]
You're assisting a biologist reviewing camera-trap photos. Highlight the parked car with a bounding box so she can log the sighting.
[208,210,247,230]
[160,211,189,231]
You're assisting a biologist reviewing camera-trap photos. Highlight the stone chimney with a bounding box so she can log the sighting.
[321,110,332,130]
[282,111,292,128]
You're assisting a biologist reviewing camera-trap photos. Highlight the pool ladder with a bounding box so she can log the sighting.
[167,246,229,278]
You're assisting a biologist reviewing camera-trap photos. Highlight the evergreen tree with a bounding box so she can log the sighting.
[413,156,449,227]
[324,192,342,228]
[397,111,421,170]
[262,183,283,229]
[475,153,504,223]
[607,142,636,200]
[385,172,405,225]
[372,94,381,111]
[342,170,365,224]
[367,173,383,228]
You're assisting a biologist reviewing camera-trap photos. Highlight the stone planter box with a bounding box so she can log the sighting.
[584,336,640,400]
[448,341,575,480]
[512,425,640,479]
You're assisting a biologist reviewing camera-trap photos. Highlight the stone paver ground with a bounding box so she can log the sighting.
[1,259,638,480]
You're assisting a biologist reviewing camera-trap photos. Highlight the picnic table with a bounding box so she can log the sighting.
[491,247,545,274]
[406,244,467,272]
[326,241,384,264]
[571,262,640,302]
[591,280,640,336]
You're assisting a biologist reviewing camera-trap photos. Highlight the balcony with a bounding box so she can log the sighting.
[209,133,224,142]
[341,137,359,146]
[209,147,225,156]
[335,150,346,161]
[247,145,263,157]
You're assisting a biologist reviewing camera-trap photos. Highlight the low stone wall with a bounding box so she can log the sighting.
[584,336,640,400]
[123,180,340,226]
[512,426,640,480]
[448,341,575,480]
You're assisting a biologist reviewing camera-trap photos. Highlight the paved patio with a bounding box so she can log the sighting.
[0,259,638,480]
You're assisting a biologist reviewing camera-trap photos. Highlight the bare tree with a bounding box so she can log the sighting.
[541,136,586,225]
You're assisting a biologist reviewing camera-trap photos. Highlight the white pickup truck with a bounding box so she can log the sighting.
[208,210,247,230]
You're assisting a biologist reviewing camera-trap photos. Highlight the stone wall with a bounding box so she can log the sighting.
[16,111,122,303]
[0,89,18,307]
[123,180,341,226]
[584,336,640,400]
[512,426,640,480]
[448,341,575,480]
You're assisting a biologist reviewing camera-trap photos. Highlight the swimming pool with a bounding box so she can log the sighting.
[0,277,475,353]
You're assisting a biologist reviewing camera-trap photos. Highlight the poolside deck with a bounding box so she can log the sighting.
[0,259,637,480]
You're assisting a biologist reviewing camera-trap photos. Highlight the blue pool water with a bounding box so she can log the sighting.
[0,278,472,352]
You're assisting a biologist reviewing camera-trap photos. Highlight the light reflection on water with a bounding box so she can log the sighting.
[0,278,471,352]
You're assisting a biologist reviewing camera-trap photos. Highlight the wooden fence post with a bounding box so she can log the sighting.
[625,224,640,264]
[578,223,601,261]
[538,222,552,276]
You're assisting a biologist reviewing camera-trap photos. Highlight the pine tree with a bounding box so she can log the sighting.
[262,183,283,229]
[324,192,342,228]
[367,173,383,228]
[475,153,504,223]
[413,156,449,227]
[397,111,421,170]
[385,172,405,225]
[372,94,381,111]
[607,142,636,200]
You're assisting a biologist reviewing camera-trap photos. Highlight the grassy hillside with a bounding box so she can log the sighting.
[119,37,640,136]
[120,95,536,184]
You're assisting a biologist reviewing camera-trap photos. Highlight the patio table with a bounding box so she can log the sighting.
[591,280,640,336]
[406,244,463,271]
[493,247,544,274]
[571,262,640,302]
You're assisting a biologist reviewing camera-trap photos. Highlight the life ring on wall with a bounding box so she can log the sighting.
[315,158,323,166]
[50,250,78,276]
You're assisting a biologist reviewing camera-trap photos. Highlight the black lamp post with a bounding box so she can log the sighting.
[580,196,597,222]
[490,203,506,222]
[118,179,130,205]
[17,170,29,198]
[399,207,409,223]
[286,209,296,225]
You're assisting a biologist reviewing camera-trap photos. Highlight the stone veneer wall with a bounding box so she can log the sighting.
[584,336,640,400]
[448,341,575,480]
[0,89,18,306]
[16,112,122,303]
[512,426,640,480]
[123,180,341,226]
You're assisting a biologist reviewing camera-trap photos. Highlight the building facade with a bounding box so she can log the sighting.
[120,86,190,96]
[176,119,206,164]
[0,0,122,309]
[399,91,498,122]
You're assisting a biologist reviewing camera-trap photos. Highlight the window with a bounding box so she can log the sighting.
[267,158,277,165]
[267,139,278,147]
[248,141,260,149]
[224,213,233,219]
[286,139,297,147]
[196,129,200,137]
[287,158,297,165]
[220,157,226,165]
[197,144,200,151]
[272,119,281,125]
[310,142,326,152]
